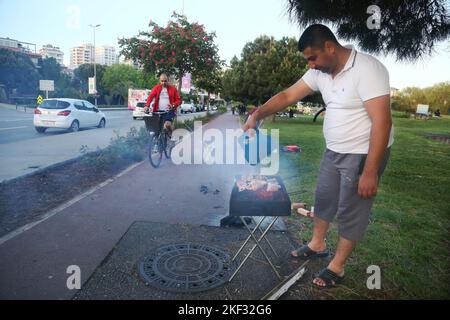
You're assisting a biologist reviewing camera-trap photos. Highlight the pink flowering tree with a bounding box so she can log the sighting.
[118,12,223,92]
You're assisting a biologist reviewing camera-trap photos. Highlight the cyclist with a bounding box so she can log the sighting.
[144,73,181,138]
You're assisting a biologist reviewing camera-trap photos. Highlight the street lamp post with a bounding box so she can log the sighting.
[89,24,101,106]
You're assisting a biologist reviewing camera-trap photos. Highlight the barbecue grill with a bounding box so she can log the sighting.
[228,175,291,282]
[230,175,291,217]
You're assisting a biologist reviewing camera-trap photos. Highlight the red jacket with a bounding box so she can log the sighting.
[145,84,181,113]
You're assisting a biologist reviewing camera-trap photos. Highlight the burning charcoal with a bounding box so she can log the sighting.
[230,175,291,217]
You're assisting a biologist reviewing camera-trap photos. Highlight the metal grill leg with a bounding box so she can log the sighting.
[254,217,279,258]
[229,217,282,282]
[232,217,266,261]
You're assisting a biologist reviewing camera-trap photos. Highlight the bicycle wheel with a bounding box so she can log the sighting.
[148,133,163,168]
[164,132,173,159]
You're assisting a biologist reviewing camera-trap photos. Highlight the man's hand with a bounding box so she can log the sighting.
[358,172,378,199]
[243,113,258,132]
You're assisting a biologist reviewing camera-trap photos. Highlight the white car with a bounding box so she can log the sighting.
[34,98,106,133]
[180,103,195,114]
[133,101,151,120]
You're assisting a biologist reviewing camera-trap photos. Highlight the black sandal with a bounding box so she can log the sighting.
[291,245,329,259]
[312,268,345,289]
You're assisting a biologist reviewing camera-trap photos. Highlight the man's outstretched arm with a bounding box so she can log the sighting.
[243,79,313,131]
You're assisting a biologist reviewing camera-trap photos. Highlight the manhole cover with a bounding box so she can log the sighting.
[138,243,236,293]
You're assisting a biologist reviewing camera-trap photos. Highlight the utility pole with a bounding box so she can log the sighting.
[89,24,101,106]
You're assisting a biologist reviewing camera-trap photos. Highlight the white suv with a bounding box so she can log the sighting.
[34,99,106,133]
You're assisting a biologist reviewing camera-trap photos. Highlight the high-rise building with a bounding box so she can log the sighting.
[70,44,119,69]
[70,44,94,69]
[95,46,118,66]
[39,44,64,65]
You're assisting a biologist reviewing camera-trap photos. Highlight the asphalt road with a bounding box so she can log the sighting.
[0,105,207,145]
[0,104,207,182]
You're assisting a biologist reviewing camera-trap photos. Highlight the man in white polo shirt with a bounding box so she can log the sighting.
[244,24,393,289]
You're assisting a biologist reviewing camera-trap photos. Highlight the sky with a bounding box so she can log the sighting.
[1,0,449,90]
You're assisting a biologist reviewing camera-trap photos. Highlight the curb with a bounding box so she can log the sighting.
[98,108,130,111]
[0,161,145,246]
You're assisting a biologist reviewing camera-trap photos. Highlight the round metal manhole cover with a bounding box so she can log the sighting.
[138,243,236,293]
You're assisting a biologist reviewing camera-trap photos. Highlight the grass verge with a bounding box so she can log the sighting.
[264,115,450,299]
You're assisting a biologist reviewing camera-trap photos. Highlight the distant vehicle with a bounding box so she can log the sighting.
[33,98,106,133]
[133,102,150,120]
[180,103,195,114]
[129,88,152,120]
[128,88,150,111]
[194,104,206,112]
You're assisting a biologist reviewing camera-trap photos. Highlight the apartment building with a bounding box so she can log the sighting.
[70,44,94,69]
[39,44,64,65]
[96,45,118,66]
[70,44,118,68]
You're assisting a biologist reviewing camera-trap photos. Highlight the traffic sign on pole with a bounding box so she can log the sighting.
[39,80,54,92]
[37,95,43,105]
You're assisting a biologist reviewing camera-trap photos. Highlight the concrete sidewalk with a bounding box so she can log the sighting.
[0,112,290,300]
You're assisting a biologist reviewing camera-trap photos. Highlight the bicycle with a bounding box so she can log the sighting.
[143,110,175,168]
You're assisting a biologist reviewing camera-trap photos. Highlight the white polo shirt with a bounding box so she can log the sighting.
[302,46,394,154]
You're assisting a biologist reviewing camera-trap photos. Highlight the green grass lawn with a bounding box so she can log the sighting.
[264,115,450,299]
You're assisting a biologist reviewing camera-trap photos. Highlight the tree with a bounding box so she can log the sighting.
[287,0,450,61]
[392,82,450,114]
[221,56,245,103]
[221,36,309,105]
[0,48,40,96]
[38,57,75,99]
[101,64,156,105]
[72,64,107,102]
[194,67,223,103]
[39,57,61,81]
[118,12,223,92]
[136,70,159,90]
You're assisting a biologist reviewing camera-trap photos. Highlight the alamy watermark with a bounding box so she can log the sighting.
[66,5,81,30]
[66,265,81,290]
[170,122,280,175]
[367,5,381,30]
[366,265,381,289]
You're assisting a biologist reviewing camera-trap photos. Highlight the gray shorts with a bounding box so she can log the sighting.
[314,148,391,241]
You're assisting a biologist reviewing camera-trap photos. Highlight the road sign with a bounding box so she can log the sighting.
[416,104,429,115]
[37,95,43,105]
[89,77,97,95]
[39,80,54,92]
